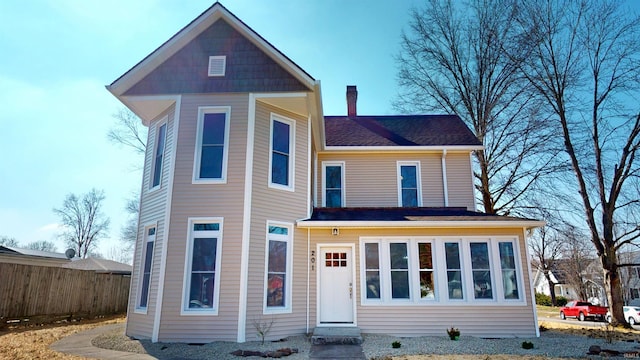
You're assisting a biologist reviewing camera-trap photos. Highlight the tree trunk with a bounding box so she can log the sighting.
[544,271,557,306]
[602,254,626,325]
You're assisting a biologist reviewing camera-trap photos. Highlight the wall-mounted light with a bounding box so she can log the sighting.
[332,228,339,236]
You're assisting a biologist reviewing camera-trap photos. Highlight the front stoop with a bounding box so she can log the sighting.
[311,327,363,345]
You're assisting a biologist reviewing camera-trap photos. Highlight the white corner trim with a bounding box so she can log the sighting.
[470,152,479,211]
[442,150,449,207]
[237,94,257,342]
[152,95,181,342]
[523,227,540,337]
[307,114,312,216]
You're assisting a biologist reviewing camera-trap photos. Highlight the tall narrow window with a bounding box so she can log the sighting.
[194,107,229,183]
[265,223,292,313]
[323,162,344,207]
[389,243,410,299]
[397,162,421,207]
[183,219,222,314]
[445,242,463,299]
[364,243,381,299]
[499,242,520,299]
[418,242,435,299]
[269,115,295,189]
[470,242,493,299]
[137,226,155,310]
[151,122,167,189]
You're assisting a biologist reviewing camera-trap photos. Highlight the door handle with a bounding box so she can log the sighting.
[349,283,353,299]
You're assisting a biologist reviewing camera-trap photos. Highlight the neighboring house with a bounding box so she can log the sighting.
[532,259,606,305]
[0,245,70,267]
[107,3,544,343]
[619,251,640,305]
[61,257,132,275]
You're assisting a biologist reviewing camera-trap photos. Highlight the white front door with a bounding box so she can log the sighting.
[319,246,354,324]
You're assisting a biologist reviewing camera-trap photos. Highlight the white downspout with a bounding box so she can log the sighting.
[441,149,449,207]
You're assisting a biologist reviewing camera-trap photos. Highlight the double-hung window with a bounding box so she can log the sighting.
[322,162,345,207]
[182,218,223,314]
[193,107,230,183]
[470,242,493,299]
[498,241,520,300]
[137,225,156,311]
[397,161,422,207]
[151,121,167,190]
[264,222,293,313]
[444,242,464,300]
[269,114,295,190]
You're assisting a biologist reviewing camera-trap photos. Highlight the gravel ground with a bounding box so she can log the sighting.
[93,327,640,359]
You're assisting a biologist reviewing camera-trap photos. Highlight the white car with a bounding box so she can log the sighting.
[624,306,640,326]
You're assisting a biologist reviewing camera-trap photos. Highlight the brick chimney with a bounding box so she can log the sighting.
[346,85,357,118]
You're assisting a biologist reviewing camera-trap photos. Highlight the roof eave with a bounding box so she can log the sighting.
[296,220,545,229]
[322,145,483,152]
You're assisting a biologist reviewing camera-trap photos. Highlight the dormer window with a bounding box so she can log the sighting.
[208,56,226,77]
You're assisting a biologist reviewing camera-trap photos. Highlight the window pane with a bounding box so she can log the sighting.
[192,238,217,271]
[365,243,379,269]
[445,243,461,269]
[152,124,166,188]
[148,227,156,236]
[400,165,417,188]
[202,113,225,145]
[140,274,150,308]
[391,271,410,299]
[473,270,493,299]
[502,269,519,299]
[499,242,519,299]
[267,274,285,307]
[389,243,408,269]
[326,189,342,207]
[268,226,288,235]
[420,271,435,299]
[200,145,223,179]
[189,273,215,308]
[193,223,219,231]
[326,166,342,188]
[402,189,418,207]
[366,271,380,299]
[271,152,289,185]
[470,242,490,269]
[272,120,290,154]
[447,270,463,299]
[268,240,287,273]
[418,243,432,269]
[143,242,153,272]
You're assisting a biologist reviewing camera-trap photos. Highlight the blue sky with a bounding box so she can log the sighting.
[0,0,418,257]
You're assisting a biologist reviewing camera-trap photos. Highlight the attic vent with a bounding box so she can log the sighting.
[208,56,226,77]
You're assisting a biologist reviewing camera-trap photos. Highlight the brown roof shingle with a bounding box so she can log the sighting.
[324,115,481,147]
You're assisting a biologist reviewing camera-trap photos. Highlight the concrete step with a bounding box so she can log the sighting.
[311,327,363,345]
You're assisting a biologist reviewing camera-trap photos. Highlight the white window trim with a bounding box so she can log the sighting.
[268,113,295,192]
[181,217,224,315]
[192,106,231,184]
[396,161,423,206]
[263,221,294,314]
[359,236,526,306]
[150,118,168,192]
[321,161,346,207]
[135,222,157,314]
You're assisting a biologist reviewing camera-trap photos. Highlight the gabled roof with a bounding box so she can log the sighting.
[0,245,69,260]
[62,257,132,274]
[324,115,482,149]
[298,207,544,228]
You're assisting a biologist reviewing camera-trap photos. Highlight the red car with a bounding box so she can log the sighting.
[560,300,609,321]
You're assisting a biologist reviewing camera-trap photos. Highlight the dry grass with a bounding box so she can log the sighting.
[0,315,125,360]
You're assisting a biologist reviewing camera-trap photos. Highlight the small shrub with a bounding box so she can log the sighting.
[522,341,534,349]
[538,324,548,332]
[252,316,275,345]
[535,292,552,306]
[556,296,568,306]
[447,327,460,340]
[391,340,401,348]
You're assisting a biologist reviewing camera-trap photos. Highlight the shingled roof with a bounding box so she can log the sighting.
[298,207,543,228]
[324,115,482,147]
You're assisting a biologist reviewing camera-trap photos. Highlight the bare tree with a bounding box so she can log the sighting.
[107,109,146,155]
[115,192,140,264]
[396,0,562,215]
[515,0,640,324]
[530,224,565,305]
[25,240,58,252]
[0,236,19,247]
[558,226,597,302]
[53,189,110,259]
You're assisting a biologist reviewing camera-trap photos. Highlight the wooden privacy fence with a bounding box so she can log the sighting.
[0,263,130,325]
